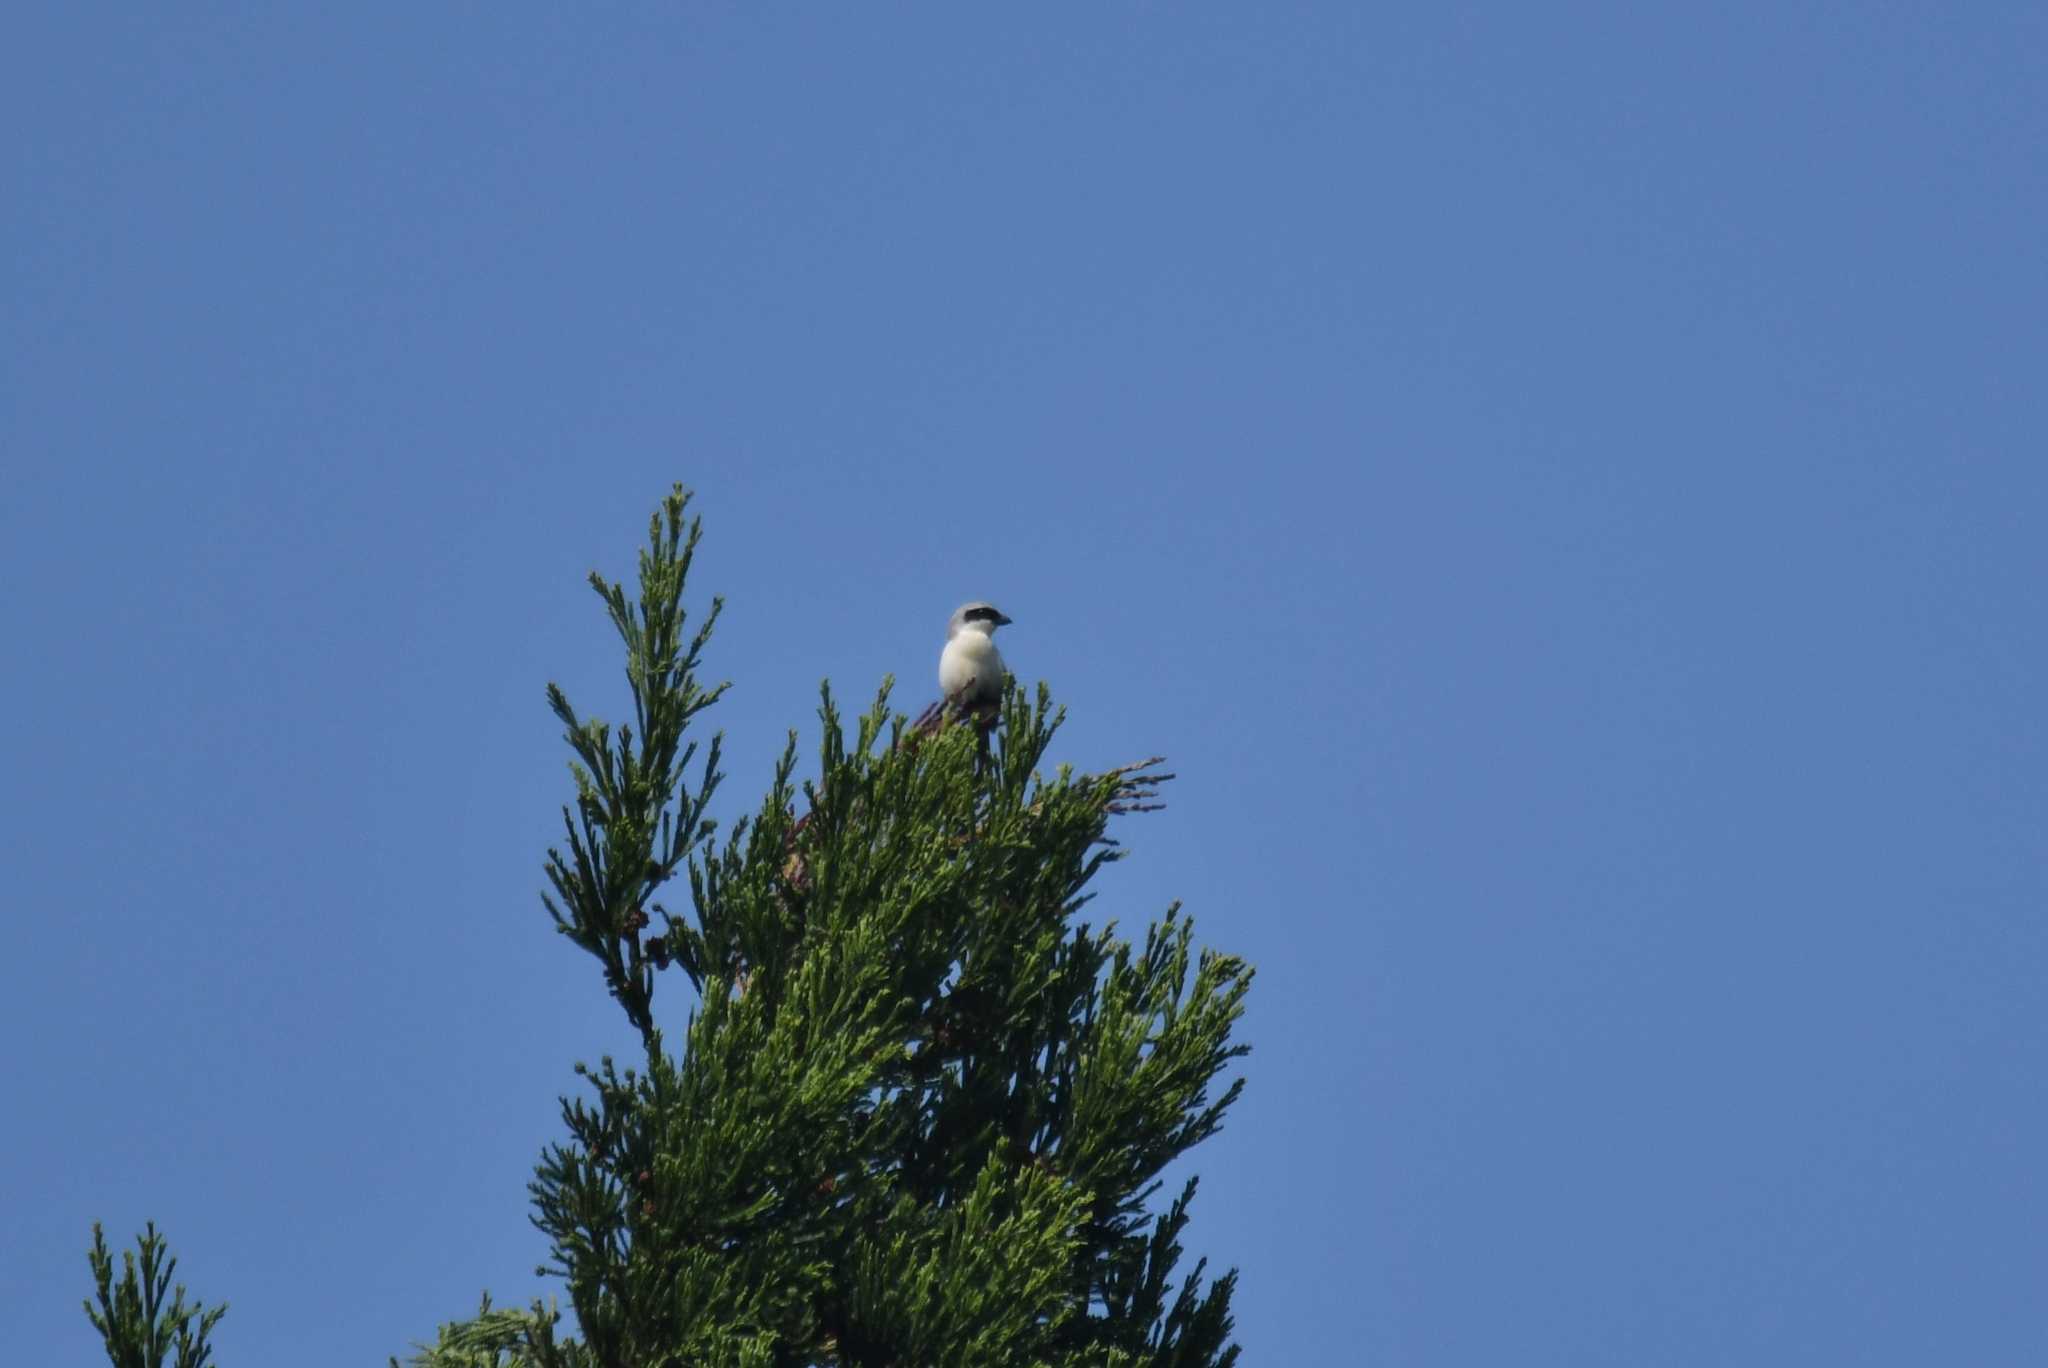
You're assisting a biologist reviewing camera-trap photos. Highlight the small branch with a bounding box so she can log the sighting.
[1105,756,1173,815]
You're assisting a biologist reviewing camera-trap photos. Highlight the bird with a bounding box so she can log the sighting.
[939,601,1013,717]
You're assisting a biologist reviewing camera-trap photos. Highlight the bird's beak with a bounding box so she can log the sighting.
[997,612,1014,626]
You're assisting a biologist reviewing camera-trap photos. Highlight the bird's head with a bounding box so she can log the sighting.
[948,601,1013,639]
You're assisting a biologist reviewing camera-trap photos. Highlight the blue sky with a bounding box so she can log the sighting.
[5,5,2044,1364]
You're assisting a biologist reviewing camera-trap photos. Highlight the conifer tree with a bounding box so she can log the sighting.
[426,485,1256,1366]
[84,1222,227,1368]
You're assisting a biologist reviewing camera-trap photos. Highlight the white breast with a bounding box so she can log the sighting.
[940,632,1005,701]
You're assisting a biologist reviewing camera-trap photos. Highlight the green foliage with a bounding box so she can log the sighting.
[397,1295,588,1368]
[543,489,729,1042]
[82,487,1252,1367]
[441,484,1255,1365]
[84,1223,227,1368]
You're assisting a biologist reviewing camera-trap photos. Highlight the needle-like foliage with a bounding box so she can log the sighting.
[84,1223,227,1368]
[422,485,1254,1367]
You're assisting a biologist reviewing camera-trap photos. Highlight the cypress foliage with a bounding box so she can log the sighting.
[436,485,1254,1367]
[84,1222,227,1368]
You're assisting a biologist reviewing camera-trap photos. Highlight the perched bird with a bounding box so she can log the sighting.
[939,601,1013,715]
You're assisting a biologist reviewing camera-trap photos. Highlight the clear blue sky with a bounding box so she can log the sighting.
[5,6,2043,1364]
